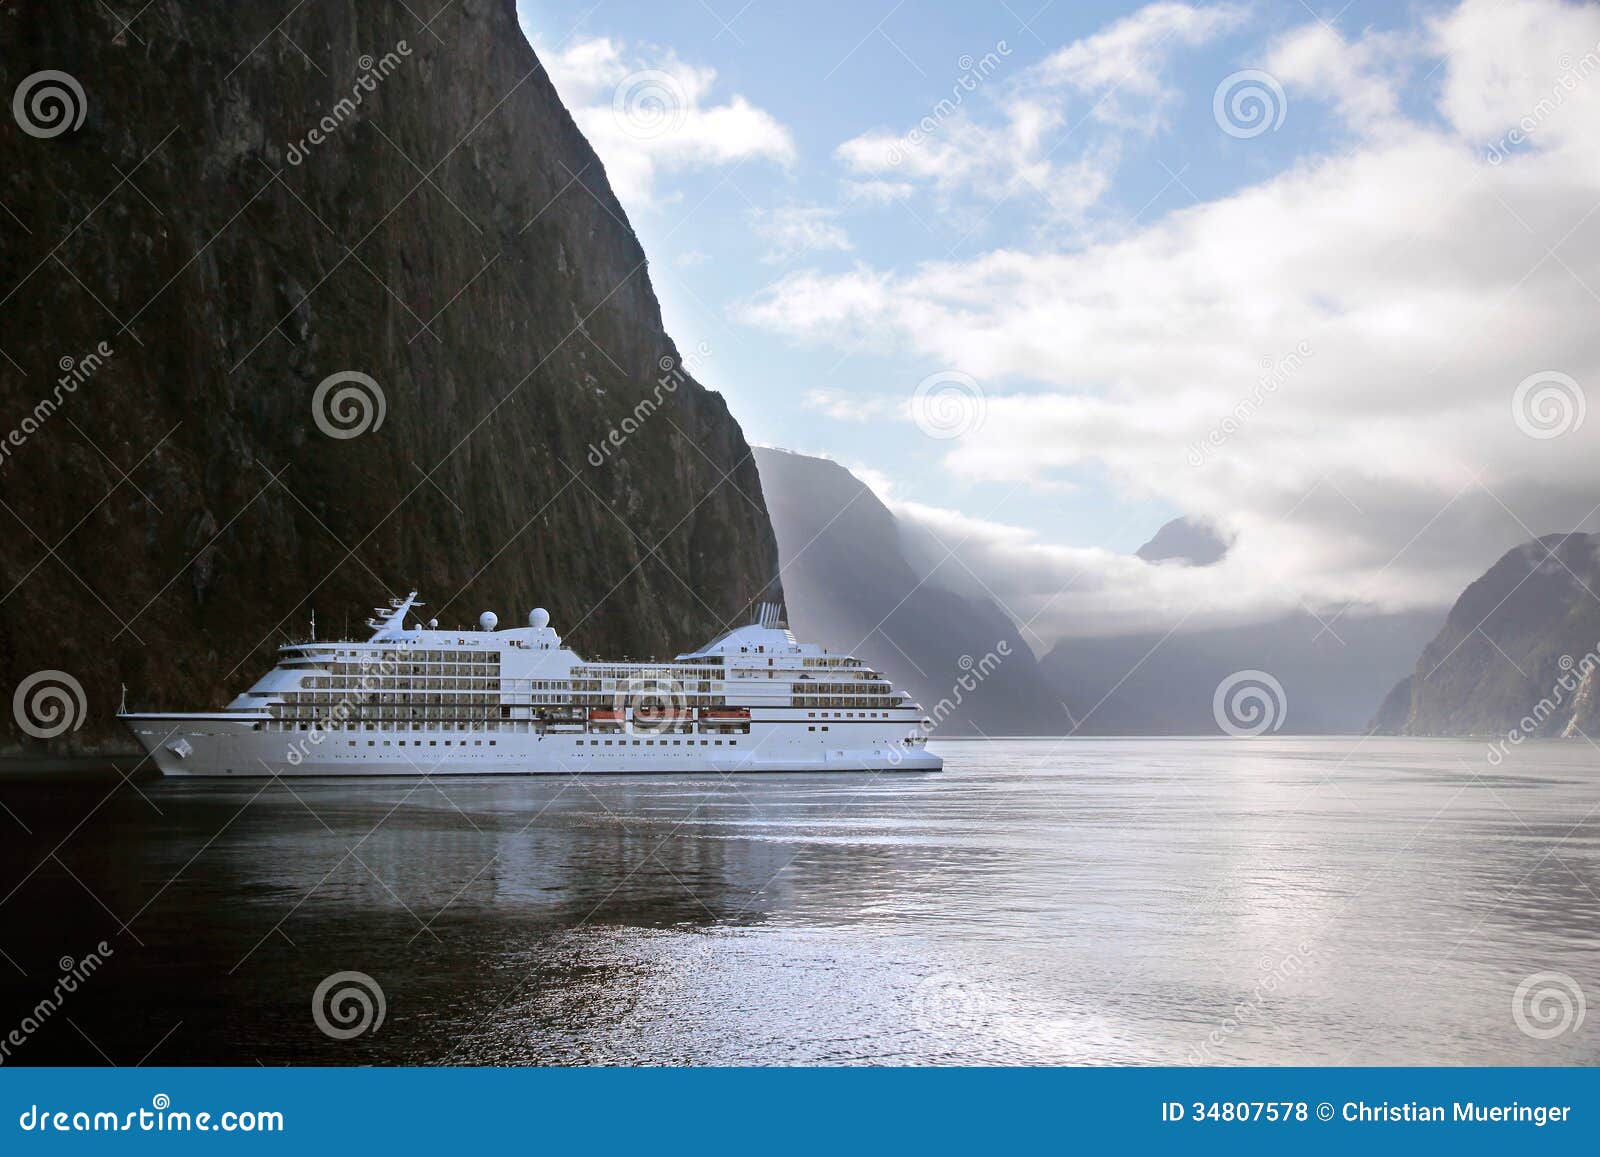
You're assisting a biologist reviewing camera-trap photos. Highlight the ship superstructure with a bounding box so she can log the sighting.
[119,594,941,776]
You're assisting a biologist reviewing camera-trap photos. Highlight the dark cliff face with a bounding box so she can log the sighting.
[1370,533,1600,737]
[753,447,1070,736]
[0,0,777,748]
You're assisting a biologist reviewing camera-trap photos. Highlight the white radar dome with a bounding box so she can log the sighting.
[478,611,498,631]
[427,618,438,629]
[528,607,551,629]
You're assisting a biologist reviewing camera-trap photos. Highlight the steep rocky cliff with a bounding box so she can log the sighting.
[754,447,1070,736]
[0,0,777,749]
[1370,533,1600,737]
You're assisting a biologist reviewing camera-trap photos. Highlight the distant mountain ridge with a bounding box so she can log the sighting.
[1041,608,1441,735]
[1136,517,1231,566]
[752,448,1070,736]
[1370,532,1600,738]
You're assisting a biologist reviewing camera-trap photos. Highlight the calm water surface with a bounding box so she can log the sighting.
[1,738,1596,1065]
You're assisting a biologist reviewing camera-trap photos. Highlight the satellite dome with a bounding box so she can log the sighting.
[427,618,438,629]
[478,611,498,631]
[528,607,551,629]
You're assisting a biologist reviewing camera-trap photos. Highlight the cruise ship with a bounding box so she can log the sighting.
[119,593,941,776]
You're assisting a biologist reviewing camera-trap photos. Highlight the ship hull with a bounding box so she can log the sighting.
[121,715,941,777]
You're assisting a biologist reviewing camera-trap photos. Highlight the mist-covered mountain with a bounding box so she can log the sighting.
[752,448,1070,736]
[0,1,776,749]
[1370,532,1600,738]
[1135,517,1231,566]
[1041,609,1441,735]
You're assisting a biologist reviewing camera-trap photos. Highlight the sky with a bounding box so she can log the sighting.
[513,0,1600,646]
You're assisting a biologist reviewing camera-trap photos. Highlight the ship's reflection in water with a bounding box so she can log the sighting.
[0,739,1597,1065]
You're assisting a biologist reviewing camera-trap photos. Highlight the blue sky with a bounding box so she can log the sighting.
[512,0,1600,643]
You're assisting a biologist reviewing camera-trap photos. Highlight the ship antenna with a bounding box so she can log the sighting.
[310,608,316,642]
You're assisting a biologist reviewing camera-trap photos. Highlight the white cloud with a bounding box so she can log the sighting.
[749,206,852,263]
[1265,23,1409,132]
[801,388,899,422]
[1035,1,1247,131]
[534,35,795,209]
[744,0,1600,638]
[835,3,1241,220]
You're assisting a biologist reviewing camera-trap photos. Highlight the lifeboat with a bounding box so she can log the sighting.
[699,707,751,721]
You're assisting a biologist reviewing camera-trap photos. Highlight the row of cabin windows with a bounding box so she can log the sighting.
[579,739,734,746]
[358,739,498,747]
[301,677,499,691]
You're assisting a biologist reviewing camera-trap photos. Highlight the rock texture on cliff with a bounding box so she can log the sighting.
[1369,533,1600,737]
[0,0,777,749]
[753,447,1070,736]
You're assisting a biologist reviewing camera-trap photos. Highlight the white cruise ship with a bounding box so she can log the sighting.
[119,593,941,777]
